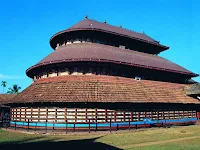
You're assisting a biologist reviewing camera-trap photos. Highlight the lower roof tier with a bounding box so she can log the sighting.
[11,75,200,104]
[26,43,197,78]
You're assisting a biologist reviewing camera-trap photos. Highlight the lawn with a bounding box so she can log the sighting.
[0,125,200,150]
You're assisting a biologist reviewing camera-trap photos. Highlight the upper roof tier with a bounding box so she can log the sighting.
[50,18,169,54]
[26,43,197,78]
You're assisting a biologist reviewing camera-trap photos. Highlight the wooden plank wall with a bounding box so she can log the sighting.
[11,108,197,123]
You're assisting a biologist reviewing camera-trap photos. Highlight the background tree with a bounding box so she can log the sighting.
[1,81,7,93]
[7,84,21,94]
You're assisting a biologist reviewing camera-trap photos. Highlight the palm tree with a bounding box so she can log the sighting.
[1,81,7,93]
[7,84,21,94]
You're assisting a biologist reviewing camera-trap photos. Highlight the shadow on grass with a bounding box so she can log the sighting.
[0,136,122,150]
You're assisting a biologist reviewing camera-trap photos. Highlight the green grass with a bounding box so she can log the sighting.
[1,126,200,149]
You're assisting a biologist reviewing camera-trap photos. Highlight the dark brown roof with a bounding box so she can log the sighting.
[0,94,15,105]
[50,18,168,50]
[26,43,197,77]
[11,75,200,104]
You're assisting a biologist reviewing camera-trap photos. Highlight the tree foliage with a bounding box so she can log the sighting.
[1,81,7,93]
[7,84,21,94]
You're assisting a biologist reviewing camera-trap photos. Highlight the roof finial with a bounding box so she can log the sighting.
[120,25,122,28]
[85,14,88,19]
[104,20,106,23]
[142,30,145,34]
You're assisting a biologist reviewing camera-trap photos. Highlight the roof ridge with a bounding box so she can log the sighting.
[73,18,158,43]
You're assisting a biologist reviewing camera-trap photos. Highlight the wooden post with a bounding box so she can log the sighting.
[110,119,111,132]
[27,119,29,131]
[95,122,97,132]
[131,111,133,121]
[64,108,67,124]
[45,119,47,133]
[20,108,22,122]
[129,118,130,130]
[138,112,140,121]
[95,108,97,123]
[123,111,126,122]
[15,120,16,130]
[53,121,55,132]
[89,119,90,133]
[75,108,77,123]
[86,108,88,123]
[66,119,67,133]
[116,123,118,131]
[31,108,33,122]
[105,109,107,122]
[55,109,57,123]
[173,111,175,119]
[114,110,116,122]
[73,123,75,132]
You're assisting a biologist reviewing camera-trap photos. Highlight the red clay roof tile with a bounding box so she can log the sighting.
[11,75,199,104]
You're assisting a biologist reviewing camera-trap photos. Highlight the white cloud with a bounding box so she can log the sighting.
[0,74,26,80]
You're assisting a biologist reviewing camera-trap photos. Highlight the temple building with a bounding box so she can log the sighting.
[7,16,200,131]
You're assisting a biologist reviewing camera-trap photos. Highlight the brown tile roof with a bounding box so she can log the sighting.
[11,75,200,104]
[0,94,15,105]
[50,19,168,49]
[26,43,197,77]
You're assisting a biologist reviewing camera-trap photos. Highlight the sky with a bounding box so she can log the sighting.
[0,0,199,93]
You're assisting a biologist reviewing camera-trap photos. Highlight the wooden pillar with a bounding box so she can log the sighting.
[25,108,27,122]
[123,111,126,122]
[168,111,170,119]
[46,108,48,124]
[178,111,180,119]
[138,112,140,121]
[20,108,21,122]
[114,110,116,122]
[31,108,33,122]
[157,111,159,120]
[105,109,107,122]
[64,108,67,123]
[75,108,77,123]
[131,111,133,121]
[38,107,40,122]
[55,108,57,123]
[85,108,88,123]
[144,111,147,118]
[173,111,175,119]
[162,111,164,120]
[95,108,97,123]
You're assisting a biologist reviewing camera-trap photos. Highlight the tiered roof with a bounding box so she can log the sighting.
[11,75,200,104]
[26,43,197,77]
[50,18,169,51]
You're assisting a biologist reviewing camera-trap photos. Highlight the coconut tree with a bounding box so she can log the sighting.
[1,81,7,93]
[7,84,21,94]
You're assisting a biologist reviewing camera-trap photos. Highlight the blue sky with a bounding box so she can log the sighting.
[0,0,199,93]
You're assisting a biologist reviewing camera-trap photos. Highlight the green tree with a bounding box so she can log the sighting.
[1,81,7,93]
[7,84,21,94]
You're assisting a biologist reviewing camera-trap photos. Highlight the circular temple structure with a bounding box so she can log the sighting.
[7,18,200,131]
